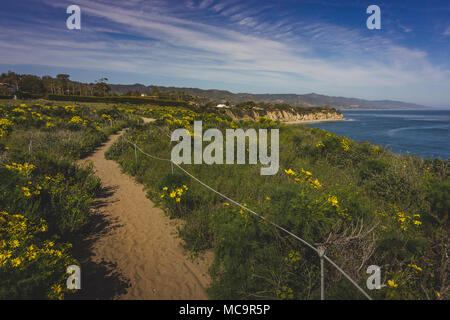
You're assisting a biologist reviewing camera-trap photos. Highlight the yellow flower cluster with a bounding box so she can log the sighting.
[64,105,78,113]
[5,162,36,176]
[341,138,351,151]
[20,182,42,197]
[4,104,53,123]
[133,104,244,133]
[0,118,14,138]
[68,116,87,126]
[327,195,339,208]
[377,208,422,231]
[387,280,398,288]
[284,168,322,190]
[0,211,76,300]
[276,286,294,300]
[0,211,48,267]
[257,117,279,128]
[396,210,422,231]
[238,203,248,217]
[12,107,26,114]
[284,250,301,263]
[407,264,422,272]
[160,185,189,203]
[285,168,350,219]
[1,103,113,133]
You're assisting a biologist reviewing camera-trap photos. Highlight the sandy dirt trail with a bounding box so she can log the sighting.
[81,130,211,299]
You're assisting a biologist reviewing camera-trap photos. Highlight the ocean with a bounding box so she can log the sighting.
[307,109,450,160]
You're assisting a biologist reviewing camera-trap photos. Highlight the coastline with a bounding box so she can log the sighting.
[282,118,345,125]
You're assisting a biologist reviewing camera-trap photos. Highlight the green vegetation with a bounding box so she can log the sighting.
[226,101,341,120]
[106,105,448,300]
[0,98,447,300]
[0,101,135,299]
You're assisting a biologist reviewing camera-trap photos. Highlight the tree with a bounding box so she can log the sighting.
[56,74,70,95]
[93,77,110,96]
[18,75,45,94]
[42,76,56,94]
[124,90,140,96]
[0,71,20,91]
[151,86,160,97]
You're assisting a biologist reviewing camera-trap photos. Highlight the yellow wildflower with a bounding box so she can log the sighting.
[387,280,398,288]
[284,169,296,176]
[11,257,22,267]
[328,195,339,207]
[11,240,20,248]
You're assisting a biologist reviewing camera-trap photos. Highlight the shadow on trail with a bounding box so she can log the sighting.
[69,185,130,300]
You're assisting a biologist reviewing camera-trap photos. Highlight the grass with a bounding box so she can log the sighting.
[106,105,448,300]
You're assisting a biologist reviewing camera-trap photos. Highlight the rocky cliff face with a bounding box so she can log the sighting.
[224,108,343,122]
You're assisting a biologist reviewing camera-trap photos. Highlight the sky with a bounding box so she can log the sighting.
[0,0,449,106]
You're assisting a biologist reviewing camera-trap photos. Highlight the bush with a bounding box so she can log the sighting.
[0,211,78,300]
[0,101,131,298]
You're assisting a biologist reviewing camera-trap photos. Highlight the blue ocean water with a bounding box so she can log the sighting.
[307,109,450,159]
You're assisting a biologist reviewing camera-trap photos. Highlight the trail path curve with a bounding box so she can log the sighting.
[81,130,211,299]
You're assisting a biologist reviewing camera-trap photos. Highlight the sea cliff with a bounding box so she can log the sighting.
[224,107,343,123]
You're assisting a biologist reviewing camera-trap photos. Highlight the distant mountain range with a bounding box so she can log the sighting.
[109,83,428,109]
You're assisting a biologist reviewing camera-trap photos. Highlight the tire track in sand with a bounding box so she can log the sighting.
[81,130,211,299]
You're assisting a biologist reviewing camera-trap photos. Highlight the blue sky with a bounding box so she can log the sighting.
[1,0,449,106]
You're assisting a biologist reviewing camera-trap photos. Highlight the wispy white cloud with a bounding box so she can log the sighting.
[399,25,413,33]
[444,26,450,36]
[1,0,449,104]
[199,0,214,10]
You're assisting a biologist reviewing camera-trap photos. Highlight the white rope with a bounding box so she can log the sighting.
[123,137,372,300]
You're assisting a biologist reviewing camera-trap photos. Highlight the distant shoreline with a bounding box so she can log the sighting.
[282,118,345,125]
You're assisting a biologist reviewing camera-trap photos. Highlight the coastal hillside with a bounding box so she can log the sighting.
[108,84,428,109]
[107,103,448,300]
[0,100,448,300]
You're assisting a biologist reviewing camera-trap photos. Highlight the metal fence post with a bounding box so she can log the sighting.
[317,246,326,300]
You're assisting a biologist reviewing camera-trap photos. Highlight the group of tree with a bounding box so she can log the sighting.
[0,71,196,102]
[0,71,111,97]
